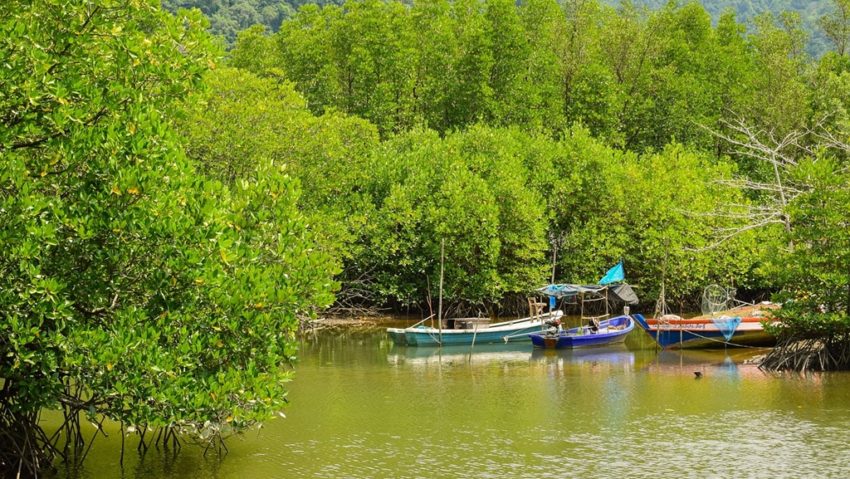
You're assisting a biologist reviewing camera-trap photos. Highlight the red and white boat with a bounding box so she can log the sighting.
[633,303,779,349]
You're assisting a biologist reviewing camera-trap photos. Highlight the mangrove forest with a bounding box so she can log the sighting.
[2,0,850,476]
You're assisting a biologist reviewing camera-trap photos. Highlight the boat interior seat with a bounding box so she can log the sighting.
[453,318,490,330]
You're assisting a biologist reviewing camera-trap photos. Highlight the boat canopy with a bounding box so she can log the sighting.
[538,283,639,305]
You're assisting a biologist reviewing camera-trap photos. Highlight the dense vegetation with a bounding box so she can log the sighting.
[220,0,850,367]
[259,0,810,146]
[222,0,849,310]
[162,1,842,53]
[2,0,850,475]
[0,1,335,475]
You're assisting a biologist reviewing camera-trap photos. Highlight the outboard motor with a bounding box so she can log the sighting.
[545,317,561,336]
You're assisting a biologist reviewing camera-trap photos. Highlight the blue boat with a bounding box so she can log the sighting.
[529,315,634,349]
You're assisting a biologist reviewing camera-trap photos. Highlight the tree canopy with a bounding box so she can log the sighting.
[163,0,842,55]
[0,1,336,473]
[213,0,850,314]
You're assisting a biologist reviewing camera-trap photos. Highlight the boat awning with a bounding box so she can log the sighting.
[538,283,639,305]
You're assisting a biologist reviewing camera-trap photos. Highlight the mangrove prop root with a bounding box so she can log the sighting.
[760,333,850,372]
[2,396,225,478]
[0,407,58,479]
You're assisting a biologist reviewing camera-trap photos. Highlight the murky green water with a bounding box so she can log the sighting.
[60,322,850,478]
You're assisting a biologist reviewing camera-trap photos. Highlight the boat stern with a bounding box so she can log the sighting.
[631,313,650,331]
[387,328,408,346]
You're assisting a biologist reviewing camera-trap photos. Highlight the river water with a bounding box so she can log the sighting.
[61,321,850,478]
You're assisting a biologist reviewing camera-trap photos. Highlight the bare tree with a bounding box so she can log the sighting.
[695,117,808,249]
[692,114,850,252]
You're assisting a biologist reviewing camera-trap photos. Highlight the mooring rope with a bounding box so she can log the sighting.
[661,328,771,349]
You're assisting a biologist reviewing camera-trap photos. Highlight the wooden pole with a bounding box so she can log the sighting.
[605,288,609,318]
[580,292,584,321]
[551,240,557,284]
[438,239,444,346]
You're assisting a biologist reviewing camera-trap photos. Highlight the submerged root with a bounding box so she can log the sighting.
[0,408,58,479]
[760,334,850,372]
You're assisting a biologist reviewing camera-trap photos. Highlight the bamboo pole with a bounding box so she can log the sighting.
[580,292,584,320]
[438,239,444,346]
[605,287,609,319]
[551,240,557,284]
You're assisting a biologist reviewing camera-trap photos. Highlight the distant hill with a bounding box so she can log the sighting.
[162,0,339,45]
[623,0,830,19]
[162,0,838,55]
[617,0,834,55]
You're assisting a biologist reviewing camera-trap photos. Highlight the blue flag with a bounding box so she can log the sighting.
[598,261,625,285]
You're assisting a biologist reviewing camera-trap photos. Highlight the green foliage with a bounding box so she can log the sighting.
[179,66,379,267]
[483,0,529,126]
[276,0,419,133]
[0,0,336,468]
[518,0,567,132]
[227,24,283,75]
[117,0,850,321]
[365,127,549,308]
[763,152,850,367]
[748,12,811,134]
[527,128,758,302]
[163,0,841,55]
[4,0,850,470]
[265,0,818,149]
[357,125,756,309]
[183,19,800,312]
[772,156,850,316]
[810,51,850,128]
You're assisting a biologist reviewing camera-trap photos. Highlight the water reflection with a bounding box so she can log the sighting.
[385,343,530,367]
[645,348,768,380]
[529,345,635,367]
[385,341,647,376]
[56,326,850,479]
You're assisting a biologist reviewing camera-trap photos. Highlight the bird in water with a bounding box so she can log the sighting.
[694,371,703,379]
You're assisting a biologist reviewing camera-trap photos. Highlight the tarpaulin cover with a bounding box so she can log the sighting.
[538,283,639,305]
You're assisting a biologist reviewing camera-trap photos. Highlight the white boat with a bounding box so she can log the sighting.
[387,310,563,347]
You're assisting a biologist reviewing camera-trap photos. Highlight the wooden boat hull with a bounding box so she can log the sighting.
[529,315,634,349]
[391,311,562,347]
[632,307,777,350]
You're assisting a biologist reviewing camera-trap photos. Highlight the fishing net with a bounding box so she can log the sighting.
[701,284,732,316]
[710,315,742,342]
[701,285,741,342]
